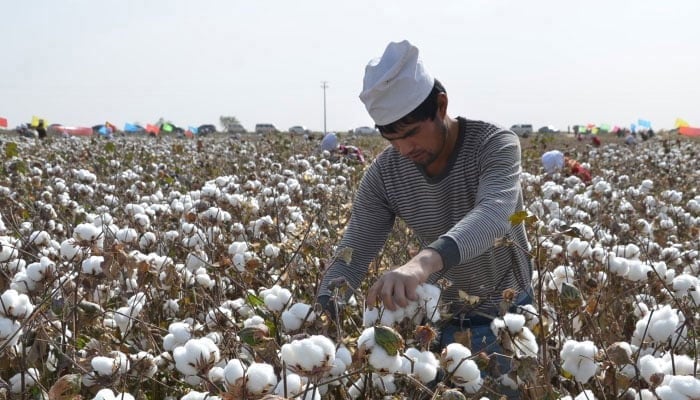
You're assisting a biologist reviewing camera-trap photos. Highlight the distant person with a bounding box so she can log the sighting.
[338,144,365,163]
[591,135,601,147]
[625,134,637,146]
[541,149,565,174]
[541,150,592,183]
[319,132,338,152]
[564,152,592,183]
[36,119,47,140]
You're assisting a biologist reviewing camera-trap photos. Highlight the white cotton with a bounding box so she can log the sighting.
[115,228,138,244]
[363,307,380,327]
[264,243,280,258]
[625,259,651,282]
[180,391,220,400]
[245,362,277,395]
[659,375,700,399]
[274,373,305,396]
[9,368,40,393]
[259,285,292,312]
[639,354,665,385]
[502,313,526,334]
[223,359,245,388]
[368,345,403,373]
[281,302,315,332]
[560,340,598,383]
[60,238,84,261]
[82,256,104,275]
[280,335,336,374]
[244,315,265,328]
[402,348,438,384]
[632,305,680,345]
[92,356,118,376]
[74,223,101,241]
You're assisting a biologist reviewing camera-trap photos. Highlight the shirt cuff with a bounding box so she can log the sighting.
[427,236,461,271]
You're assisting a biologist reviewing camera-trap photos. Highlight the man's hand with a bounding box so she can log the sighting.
[366,249,443,311]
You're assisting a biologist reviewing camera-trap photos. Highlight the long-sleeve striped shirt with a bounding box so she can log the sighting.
[319,117,532,315]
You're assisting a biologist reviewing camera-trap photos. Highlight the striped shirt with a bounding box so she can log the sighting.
[319,117,532,315]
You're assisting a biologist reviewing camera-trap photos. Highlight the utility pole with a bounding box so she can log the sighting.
[321,81,329,134]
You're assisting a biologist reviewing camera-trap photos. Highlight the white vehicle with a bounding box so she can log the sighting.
[510,124,533,138]
[255,123,279,134]
[288,125,308,135]
[353,126,378,135]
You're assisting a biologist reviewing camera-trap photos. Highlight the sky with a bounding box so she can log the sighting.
[1,0,699,132]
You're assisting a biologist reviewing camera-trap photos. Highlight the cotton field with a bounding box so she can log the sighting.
[0,133,698,400]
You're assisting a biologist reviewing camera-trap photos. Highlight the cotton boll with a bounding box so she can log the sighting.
[367,345,402,373]
[9,368,40,393]
[259,285,292,313]
[264,243,280,258]
[244,362,277,395]
[74,223,101,242]
[560,340,598,383]
[660,375,700,399]
[363,307,379,327]
[274,373,305,396]
[81,256,104,275]
[625,259,651,282]
[115,228,138,244]
[92,356,118,376]
[223,359,245,388]
[638,354,664,384]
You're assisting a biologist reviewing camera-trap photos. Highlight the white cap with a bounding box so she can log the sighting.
[359,40,435,126]
[541,150,565,173]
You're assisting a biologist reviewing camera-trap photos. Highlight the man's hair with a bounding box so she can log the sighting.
[376,79,446,134]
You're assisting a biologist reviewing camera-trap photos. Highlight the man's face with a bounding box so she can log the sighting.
[381,117,447,166]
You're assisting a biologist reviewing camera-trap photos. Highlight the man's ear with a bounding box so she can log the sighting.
[437,93,448,118]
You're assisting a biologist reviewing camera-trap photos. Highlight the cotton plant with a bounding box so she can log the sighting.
[491,313,539,358]
[83,351,131,387]
[113,292,148,337]
[440,343,483,394]
[281,302,316,332]
[9,368,40,394]
[163,319,197,351]
[259,284,293,313]
[223,359,277,397]
[0,288,35,319]
[280,334,336,378]
[356,326,404,375]
[92,388,136,400]
[363,283,442,327]
[173,337,221,383]
[11,256,56,293]
[400,347,439,384]
[560,339,598,383]
[631,304,686,348]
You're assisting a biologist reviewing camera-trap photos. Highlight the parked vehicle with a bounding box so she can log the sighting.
[197,124,217,135]
[538,125,558,134]
[255,123,279,134]
[288,125,309,135]
[510,124,533,138]
[353,126,378,135]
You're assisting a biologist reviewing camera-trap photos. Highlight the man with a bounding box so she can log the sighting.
[317,40,532,352]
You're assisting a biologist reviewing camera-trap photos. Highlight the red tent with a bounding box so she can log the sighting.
[679,126,700,137]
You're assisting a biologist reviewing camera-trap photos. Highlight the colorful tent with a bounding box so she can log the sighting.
[50,125,93,137]
[31,116,48,127]
[679,126,700,137]
[124,123,145,133]
[146,124,160,135]
[0,117,7,128]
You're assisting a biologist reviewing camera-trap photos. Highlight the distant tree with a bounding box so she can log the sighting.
[220,116,247,133]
